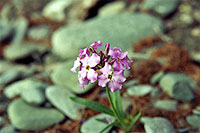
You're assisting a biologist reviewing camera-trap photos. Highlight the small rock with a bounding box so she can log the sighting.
[192,106,200,115]
[42,0,75,22]
[127,85,153,96]
[51,60,95,94]
[159,73,195,102]
[45,86,83,120]
[12,17,28,45]
[0,60,13,74]
[0,125,16,133]
[21,87,45,105]
[141,0,180,17]
[123,79,138,88]
[121,98,132,113]
[8,99,64,131]
[0,20,13,42]
[153,100,178,111]
[81,114,115,133]
[3,42,49,61]
[4,79,48,99]
[0,69,23,86]
[150,71,164,85]
[190,51,200,63]
[141,117,176,133]
[27,25,50,40]
[186,115,200,128]
[98,1,126,17]
[52,13,164,59]
[150,88,161,98]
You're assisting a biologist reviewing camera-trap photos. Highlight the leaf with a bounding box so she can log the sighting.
[111,90,125,121]
[127,111,141,131]
[70,96,114,116]
[95,118,108,124]
[99,121,119,133]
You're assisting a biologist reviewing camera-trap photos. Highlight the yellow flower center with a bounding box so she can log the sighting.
[86,65,90,70]
[108,74,112,80]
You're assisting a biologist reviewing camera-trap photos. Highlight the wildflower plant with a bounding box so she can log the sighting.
[70,41,141,132]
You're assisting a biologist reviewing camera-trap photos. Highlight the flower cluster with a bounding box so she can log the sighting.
[71,41,132,92]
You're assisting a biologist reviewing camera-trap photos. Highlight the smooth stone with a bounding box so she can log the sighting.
[159,73,195,102]
[141,0,180,17]
[27,25,50,40]
[141,117,176,133]
[98,1,126,17]
[12,17,28,45]
[4,79,48,99]
[8,99,64,131]
[51,60,95,94]
[42,0,75,22]
[123,79,138,88]
[122,98,132,113]
[186,115,200,128]
[21,87,45,105]
[0,20,13,42]
[52,13,164,59]
[150,88,161,98]
[81,114,115,133]
[0,125,16,133]
[0,60,13,74]
[3,42,48,61]
[150,71,164,85]
[45,86,83,120]
[127,85,153,96]
[153,100,178,111]
[0,69,23,86]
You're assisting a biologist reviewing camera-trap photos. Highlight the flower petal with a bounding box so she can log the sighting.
[87,69,98,83]
[108,81,122,92]
[88,53,100,67]
[71,57,80,72]
[100,62,112,75]
[113,70,126,83]
[113,61,125,71]
[98,75,109,87]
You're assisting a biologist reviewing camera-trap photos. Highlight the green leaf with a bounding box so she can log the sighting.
[95,118,108,124]
[111,90,124,121]
[70,96,114,116]
[127,111,141,131]
[99,121,119,133]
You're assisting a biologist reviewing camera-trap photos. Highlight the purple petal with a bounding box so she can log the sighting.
[119,51,128,59]
[79,48,90,58]
[88,53,100,67]
[113,70,126,83]
[71,57,80,72]
[87,69,98,83]
[80,54,90,66]
[121,56,132,69]
[108,81,122,92]
[113,61,125,71]
[98,75,109,87]
[90,41,102,50]
[100,62,112,75]
[78,75,89,89]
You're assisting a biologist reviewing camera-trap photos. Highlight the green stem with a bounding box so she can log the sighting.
[105,86,126,128]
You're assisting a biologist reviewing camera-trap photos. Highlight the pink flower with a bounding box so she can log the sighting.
[109,47,132,71]
[90,41,102,50]
[98,63,126,92]
[71,57,81,73]
[78,53,100,89]
[79,41,102,58]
